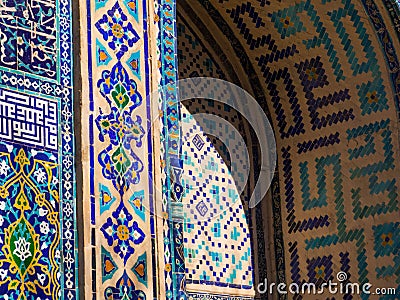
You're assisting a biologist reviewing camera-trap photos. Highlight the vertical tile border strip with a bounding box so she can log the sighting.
[362,0,400,109]
[142,2,158,300]
[72,0,85,295]
[83,0,95,294]
[158,0,187,298]
[382,0,400,41]
[380,0,400,112]
[83,0,153,298]
[60,0,79,296]
[363,0,400,142]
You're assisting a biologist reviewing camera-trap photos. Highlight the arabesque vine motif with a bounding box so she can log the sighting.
[0,145,60,299]
[95,3,145,197]
[93,1,148,298]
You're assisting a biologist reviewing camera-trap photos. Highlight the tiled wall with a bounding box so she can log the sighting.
[80,0,156,298]
[0,0,78,299]
[0,0,398,299]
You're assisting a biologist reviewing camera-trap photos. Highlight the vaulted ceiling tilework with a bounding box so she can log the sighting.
[178,1,400,299]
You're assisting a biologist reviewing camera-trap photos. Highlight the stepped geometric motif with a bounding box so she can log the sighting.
[180,0,400,298]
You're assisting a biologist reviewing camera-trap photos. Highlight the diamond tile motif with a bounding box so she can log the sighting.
[95,2,140,59]
[101,200,145,264]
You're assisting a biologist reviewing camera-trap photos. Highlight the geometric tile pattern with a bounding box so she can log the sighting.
[181,107,254,297]
[177,14,248,177]
[7,0,400,299]
[178,14,258,298]
[177,5,274,299]
[157,0,187,299]
[179,0,400,299]
[177,20,225,80]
